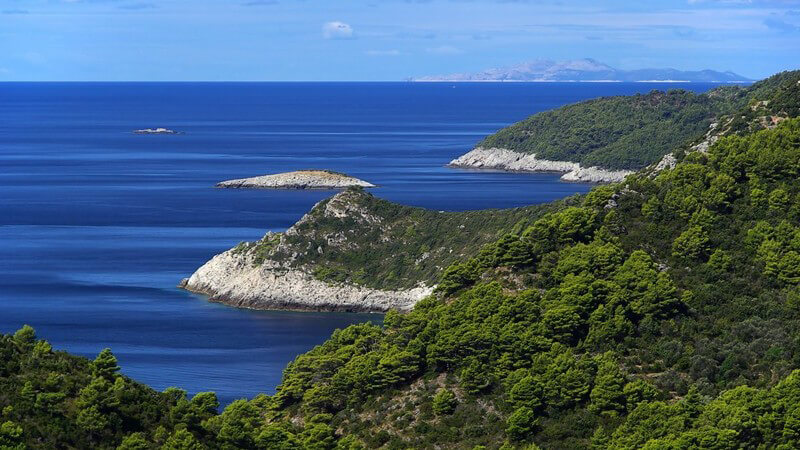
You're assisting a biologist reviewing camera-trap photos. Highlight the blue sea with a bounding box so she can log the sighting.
[0,82,722,404]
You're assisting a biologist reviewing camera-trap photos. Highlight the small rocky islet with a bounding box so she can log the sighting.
[216,169,376,190]
[132,127,182,134]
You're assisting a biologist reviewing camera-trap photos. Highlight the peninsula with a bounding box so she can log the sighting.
[180,187,556,312]
[216,170,375,190]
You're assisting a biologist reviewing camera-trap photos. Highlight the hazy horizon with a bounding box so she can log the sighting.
[0,79,759,84]
[2,0,798,81]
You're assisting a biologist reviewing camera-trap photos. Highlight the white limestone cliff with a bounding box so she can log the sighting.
[448,147,632,183]
[180,250,432,313]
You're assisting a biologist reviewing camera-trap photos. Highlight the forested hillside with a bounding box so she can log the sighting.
[2,71,800,449]
[249,117,800,448]
[475,71,798,170]
[0,326,370,449]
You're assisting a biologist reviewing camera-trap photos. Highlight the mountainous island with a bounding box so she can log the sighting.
[3,70,799,449]
[412,59,751,83]
[216,170,376,190]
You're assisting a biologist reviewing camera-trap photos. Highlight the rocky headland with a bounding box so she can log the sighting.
[216,170,376,190]
[180,188,555,313]
[448,147,633,183]
[179,250,432,313]
[180,189,436,312]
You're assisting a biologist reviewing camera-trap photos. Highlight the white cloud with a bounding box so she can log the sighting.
[365,49,401,56]
[322,21,355,39]
[425,45,463,55]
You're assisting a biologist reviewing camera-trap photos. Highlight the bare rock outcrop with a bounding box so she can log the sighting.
[179,250,432,313]
[448,147,632,183]
[217,170,375,190]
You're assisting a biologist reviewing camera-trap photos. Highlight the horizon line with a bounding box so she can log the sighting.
[0,79,755,83]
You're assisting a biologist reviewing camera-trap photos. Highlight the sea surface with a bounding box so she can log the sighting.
[0,82,722,404]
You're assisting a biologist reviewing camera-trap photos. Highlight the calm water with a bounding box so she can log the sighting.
[0,82,721,404]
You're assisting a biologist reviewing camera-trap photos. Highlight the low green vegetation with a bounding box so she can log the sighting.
[233,234,281,265]
[476,70,799,170]
[239,189,568,290]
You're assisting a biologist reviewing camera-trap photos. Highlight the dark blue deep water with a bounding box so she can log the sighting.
[0,82,721,404]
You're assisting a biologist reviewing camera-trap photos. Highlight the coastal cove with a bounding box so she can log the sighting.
[0,81,725,405]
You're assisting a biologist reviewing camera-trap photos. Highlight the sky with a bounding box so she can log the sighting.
[1,0,798,81]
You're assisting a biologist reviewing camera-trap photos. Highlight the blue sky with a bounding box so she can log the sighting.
[1,0,798,81]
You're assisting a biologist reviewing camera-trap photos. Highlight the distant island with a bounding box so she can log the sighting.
[132,127,182,134]
[216,169,376,190]
[411,58,752,83]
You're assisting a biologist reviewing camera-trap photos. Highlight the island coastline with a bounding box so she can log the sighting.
[216,169,376,190]
[448,147,633,183]
[179,248,433,313]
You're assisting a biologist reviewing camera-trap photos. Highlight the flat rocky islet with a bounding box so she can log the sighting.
[216,169,376,190]
[132,127,182,134]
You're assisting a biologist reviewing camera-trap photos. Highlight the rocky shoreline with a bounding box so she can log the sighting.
[179,249,433,313]
[180,189,438,313]
[217,170,375,190]
[448,147,633,183]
